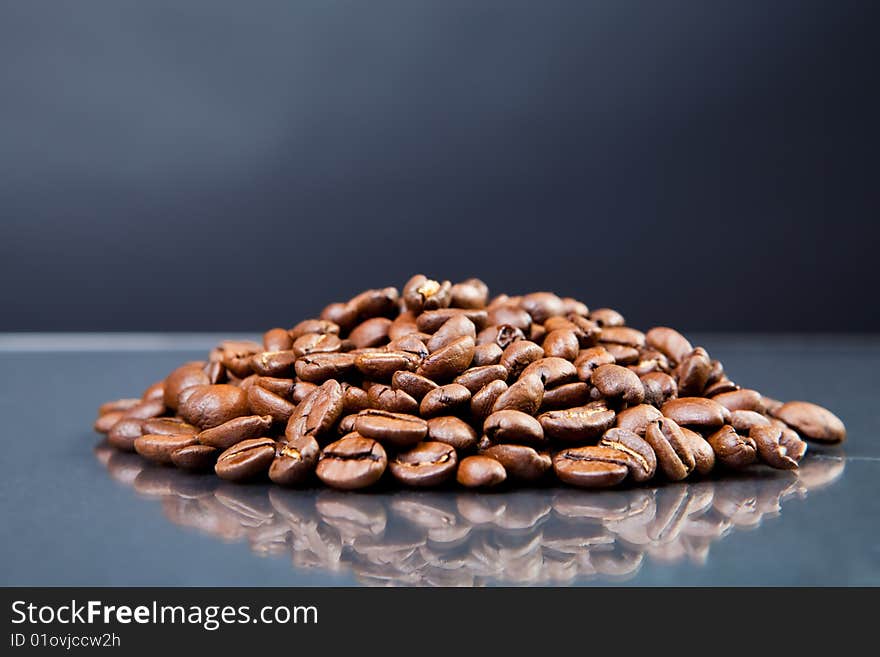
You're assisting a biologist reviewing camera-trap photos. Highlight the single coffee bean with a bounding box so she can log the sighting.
[543,329,580,360]
[389,442,458,487]
[300,379,345,437]
[680,427,715,476]
[552,446,629,488]
[292,333,343,358]
[420,383,472,418]
[661,397,730,432]
[426,315,477,352]
[143,379,166,401]
[521,357,577,388]
[470,379,509,421]
[589,308,626,327]
[347,287,399,321]
[499,340,544,378]
[354,351,419,381]
[476,324,526,349]
[480,444,552,481]
[320,301,358,332]
[540,382,591,410]
[639,372,678,407]
[170,444,218,471]
[121,398,166,421]
[749,424,806,470]
[598,428,657,482]
[491,374,544,415]
[337,413,358,435]
[603,344,640,365]
[368,384,420,414]
[628,348,670,376]
[484,409,546,446]
[599,326,646,348]
[289,319,340,339]
[388,311,420,340]
[712,388,765,413]
[704,377,739,397]
[247,384,296,423]
[486,305,532,332]
[567,315,602,346]
[562,297,589,317]
[94,410,126,434]
[645,326,693,364]
[453,365,508,393]
[427,416,479,451]
[575,346,615,382]
[135,433,199,464]
[295,353,356,383]
[198,414,274,450]
[142,417,198,437]
[403,274,451,313]
[215,437,276,482]
[417,308,488,333]
[392,370,438,400]
[591,364,645,405]
[387,333,430,358]
[450,278,489,309]
[98,398,141,416]
[269,435,320,485]
[252,376,296,398]
[205,361,227,385]
[472,342,504,366]
[250,350,299,377]
[538,402,616,442]
[316,433,388,490]
[417,335,476,381]
[347,317,392,349]
[614,404,664,436]
[178,384,250,429]
[456,456,506,488]
[644,418,695,481]
[530,324,547,344]
[676,347,712,396]
[163,362,210,410]
[341,383,370,413]
[706,425,757,469]
[263,327,294,352]
[354,410,428,448]
[772,401,846,443]
[761,396,784,414]
[730,410,771,434]
[520,292,565,324]
[108,418,144,451]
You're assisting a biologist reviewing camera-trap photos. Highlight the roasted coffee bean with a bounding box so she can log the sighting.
[347,287,399,321]
[263,327,294,352]
[320,301,358,331]
[121,398,165,421]
[486,305,532,332]
[135,433,199,464]
[295,353,356,383]
[476,324,526,349]
[543,329,580,360]
[388,311,420,340]
[628,349,669,376]
[142,417,198,437]
[730,410,771,434]
[142,380,166,402]
[749,425,805,470]
[426,315,477,352]
[706,425,757,469]
[540,382,591,410]
[316,434,387,490]
[417,308,488,333]
[403,275,452,313]
[599,326,646,348]
[491,374,544,415]
[107,418,144,451]
[645,327,693,364]
[553,446,629,488]
[99,398,141,416]
[661,397,730,432]
[603,344,639,365]
[712,388,765,413]
[198,414,274,450]
[391,370,438,400]
[598,428,657,482]
[303,380,345,437]
[521,357,577,388]
[250,376,294,398]
[591,364,644,405]
[772,401,846,444]
[644,419,695,481]
[450,278,489,309]
[247,385,296,423]
[420,383,472,418]
[589,308,625,328]
[250,350,298,378]
[676,347,712,396]
[218,341,262,378]
[354,410,428,448]
[704,376,739,397]
[269,435,320,485]
[561,297,589,317]
[292,333,343,358]
[355,351,420,380]
[417,335,475,381]
[178,384,250,429]
[215,437,276,482]
[163,362,210,410]
[639,372,678,407]
[368,384,419,414]
[574,346,616,382]
[427,416,479,451]
[341,383,370,413]
[615,404,663,436]
[481,444,552,481]
[470,379,509,421]
[529,324,547,344]
[348,317,393,349]
[538,402,615,442]
[499,340,544,378]
[94,410,126,434]
[520,292,565,324]
[456,456,506,488]
[680,427,715,476]
[289,319,340,339]
[484,410,546,445]
[761,396,784,414]
[337,414,358,435]
[453,364,508,393]
[170,444,218,471]
[390,442,458,487]
[472,342,504,366]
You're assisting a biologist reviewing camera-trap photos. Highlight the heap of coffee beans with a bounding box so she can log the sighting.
[94,275,847,490]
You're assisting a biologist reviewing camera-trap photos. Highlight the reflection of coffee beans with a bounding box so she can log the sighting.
[95,275,846,490]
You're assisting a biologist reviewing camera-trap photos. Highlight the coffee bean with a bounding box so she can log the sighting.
[761,396,784,414]
[644,419,695,481]
[108,418,144,451]
[614,404,663,436]
[661,397,730,432]
[249,350,298,378]
[480,444,552,481]
[341,383,370,413]
[98,398,141,416]
[269,435,320,485]
[589,308,625,328]
[420,383,472,418]
[294,353,356,383]
[121,398,166,421]
[354,410,428,448]
[680,427,715,476]
[316,433,388,490]
[135,433,199,464]
[486,305,532,332]
[484,409,546,446]
[712,388,765,413]
[450,278,489,309]
[215,437,276,482]
[163,362,210,410]
[639,372,678,407]
[427,416,479,451]
[251,376,295,398]
[591,364,644,405]
[355,351,420,381]
[390,442,458,487]
[676,347,712,396]
[417,309,488,333]
[603,344,639,365]
[247,384,296,423]
[599,326,646,348]
[520,292,565,324]
[320,301,358,332]
[292,333,343,358]
[426,315,477,352]
[170,444,218,471]
[730,410,771,434]
[540,382,591,410]
[417,335,475,381]
[289,319,340,339]
[477,324,526,349]
[491,374,544,414]
[263,327,294,352]
[538,402,615,442]
[750,425,806,470]
[543,329,579,360]
[198,414,274,450]
[387,334,430,359]
[472,342,504,366]
[391,370,439,400]
[598,428,657,482]
[94,410,126,434]
[456,456,506,488]
[470,379,509,421]
[575,346,615,382]
[347,287,399,322]
[388,311,420,340]
[453,365,508,393]
[499,340,544,378]
[368,384,419,414]
[645,327,693,364]
[403,275,452,313]
[706,425,757,469]
[553,446,629,488]
[142,417,198,437]
[772,401,846,443]
[521,357,577,388]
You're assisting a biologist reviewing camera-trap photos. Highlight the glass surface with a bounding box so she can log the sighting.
[1,334,877,586]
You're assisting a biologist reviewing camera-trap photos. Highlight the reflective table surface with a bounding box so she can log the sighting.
[1,334,877,586]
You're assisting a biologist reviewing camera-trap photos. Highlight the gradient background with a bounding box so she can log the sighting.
[1,1,877,332]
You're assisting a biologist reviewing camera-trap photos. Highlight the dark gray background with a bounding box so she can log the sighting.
[1,1,877,332]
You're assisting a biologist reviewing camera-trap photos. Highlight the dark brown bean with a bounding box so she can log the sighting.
[706,425,757,469]
[470,380,509,421]
[481,444,552,481]
[520,292,565,324]
[750,425,806,470]
[603,344,639,365]
[425,416,479,451]
[645,326,693,364]
[680,427,715,476]
[472,342,504,366]
[450,278,489,309]
[94,410,126,434]
[538,402,615,442]
[121,398,166,421]
[269,435,320,485]
[453,365,509,393]
[730,410,771,434]
[354,410,428,448]
[417,336,475,381]
[247,384,296,423]
[456,456,506,488]
[426,315,476,352]
[368,384,419,414]
[389,442,458,487]
[552,446,629,488]
[420,383,472,418]
[417,309,488,333]
[391,370,438,400]
[250,350,299,377]
[614,404,664,436]
[403,275,452,313]
[599,326,646,348]
[661,397,730,432]
[215,437,276,482]
[134,433,199,464]
[289,319,340,339]
[98,398,141,416]
[178,385,249,429]
[142,417,198,437]
[354,351,420,380]
[499,340,544,378]
[348,317,392,349]
[640,372,678,407]
[598,428,657,482]
[163,362,210,410]
[263,327,294,352]
[198,414,274,450]
[486,305,532,332]
[540,382,591,410]
[316,433,388,490]
[712,388,766,413]
[484,410,546,446]
[294,353,356,383]
[772,401,846,444]
[574,346,615,382]
[476,324,526,349]
[521,357,577,388]
[543,329,580,360]
[676,347,712,396]
[107,418,143,451]
[292,333,343,358]
[252,376,295,398]
[591,364,644,405]
[644,419,695,481]
[491,374,544,415]
[170,444,218,471]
